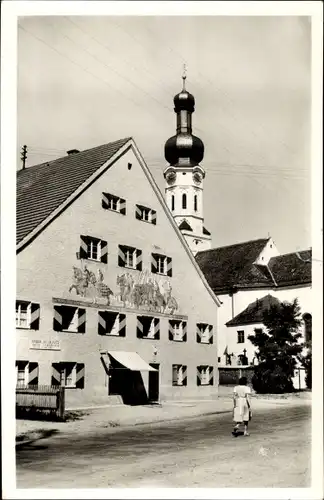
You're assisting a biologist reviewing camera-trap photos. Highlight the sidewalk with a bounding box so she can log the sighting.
[16,392,311,444]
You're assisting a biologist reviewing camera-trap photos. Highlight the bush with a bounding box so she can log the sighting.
[251,364,295,394]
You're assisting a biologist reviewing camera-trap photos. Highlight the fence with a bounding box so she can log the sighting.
[218,367,255,385]
[16,385,65,419]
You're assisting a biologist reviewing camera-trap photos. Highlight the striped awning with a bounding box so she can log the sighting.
[101,351,157,371]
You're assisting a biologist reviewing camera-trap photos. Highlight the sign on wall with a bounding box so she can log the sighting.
[30,339,61,351]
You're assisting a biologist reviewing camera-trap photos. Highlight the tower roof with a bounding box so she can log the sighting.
[164,71,204,168]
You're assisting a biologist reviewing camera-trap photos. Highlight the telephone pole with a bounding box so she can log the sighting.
[21,145,27,169]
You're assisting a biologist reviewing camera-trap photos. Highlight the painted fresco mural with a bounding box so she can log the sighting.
[68,266,179,314]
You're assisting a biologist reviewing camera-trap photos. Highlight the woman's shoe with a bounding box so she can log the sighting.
[244,431,250,436]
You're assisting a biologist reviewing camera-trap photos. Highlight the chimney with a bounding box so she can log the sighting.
[67,149,80,155]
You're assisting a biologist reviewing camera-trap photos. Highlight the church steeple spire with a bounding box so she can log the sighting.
[163,70,211,255]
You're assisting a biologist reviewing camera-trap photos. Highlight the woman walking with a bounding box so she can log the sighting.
[232,376,252,437]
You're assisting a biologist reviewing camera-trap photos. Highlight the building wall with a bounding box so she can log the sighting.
[16,148,219,406]
[217,285,312,364]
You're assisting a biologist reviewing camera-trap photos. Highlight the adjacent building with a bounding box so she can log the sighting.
[196,238,312,366]
[16,136,221,407]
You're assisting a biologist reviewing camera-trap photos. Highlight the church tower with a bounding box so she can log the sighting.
[164,70,212,255]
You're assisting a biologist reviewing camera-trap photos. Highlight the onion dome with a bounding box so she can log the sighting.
[164,72,204,167]
[173,89,195,112]
[164,133,204,166]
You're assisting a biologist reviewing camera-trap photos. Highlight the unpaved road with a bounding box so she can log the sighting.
[16,403,311,488]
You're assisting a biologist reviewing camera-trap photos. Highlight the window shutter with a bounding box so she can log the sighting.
[77,309,86,333]
[102,193,109,210]
[118,246,126,267]
[98,311,106,335]
[136,317,143,338]
[196,324,201,343]
[197,366,201,386]
[51,363,61,386]
[30,303,40,330]
[135,205,142,220]
[209,366,214,386]
[182,322,187,342]
[154,318,160,340]
[28,362,39,386]
[166,257,172,277]
[53,307,63,332]
[151,210,157,225]
[182,365,187,386]
[168,321,174,341]
[172,365,178,386]
[79,235,88,259]
[151,254,157,274]
[119,314,126,337]
[136,249,143,271]
[100,240,108,264]
[76,363,85,389]
[119,198,126,215]
[209,325,213,344]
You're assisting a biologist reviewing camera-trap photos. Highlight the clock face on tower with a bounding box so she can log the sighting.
[193,171,202,184]
[166,170,177,185]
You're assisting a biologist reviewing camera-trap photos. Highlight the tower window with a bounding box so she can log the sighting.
[171,194,175,211]
[194,195,198,212]
[182,193,187,209]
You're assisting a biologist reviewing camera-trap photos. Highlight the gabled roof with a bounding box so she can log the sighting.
[268,250,312,287]
[17,138,131,246]
[178,219,193,231]
[226,294,281,326]
[195,238,270,294]
[16,137,222,308]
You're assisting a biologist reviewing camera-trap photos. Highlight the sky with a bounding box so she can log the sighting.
[17,15,311,253]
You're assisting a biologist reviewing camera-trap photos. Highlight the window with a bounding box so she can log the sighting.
[135,204,157,225]
[182,193,187,209]
[172,364,187,386]
[52,362,85,388]
[118,245,142,270]
[196,323,213,344]
[197,365,214,386]
[102,193,126,215]
[254,328,263,335]
[98,311,126,337]
[194,195,198,212]
[16,301,40,330]
[137,316,160,340]
[151,253,172,277]
[79,235,108,263]
[237,330,245,343]
[16,361,39,387]
[169,320,187,342]
[171,195,175,211]
[303,313,312,342]
[53,305,86,333]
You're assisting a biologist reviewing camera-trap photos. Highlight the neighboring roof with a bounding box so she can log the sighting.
[178,219,193,231]
[226,294,281,326]
[268,250,312,287]
[17,137,131,246]
[195,238,271,294]
[203,226,211,236]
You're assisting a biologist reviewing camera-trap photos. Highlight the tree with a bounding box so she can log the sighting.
[248,298,303,394]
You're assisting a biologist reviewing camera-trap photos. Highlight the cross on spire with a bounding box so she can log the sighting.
[182,63,187,90]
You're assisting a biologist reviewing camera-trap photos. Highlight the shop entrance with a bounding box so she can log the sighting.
[148,363,159,402]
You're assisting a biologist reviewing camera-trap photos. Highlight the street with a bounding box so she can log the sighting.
[16,403,311,488]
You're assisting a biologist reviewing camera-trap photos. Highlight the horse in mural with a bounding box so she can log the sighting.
[69,266,113,304]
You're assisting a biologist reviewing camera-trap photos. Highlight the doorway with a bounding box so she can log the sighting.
[148,364,159,403]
